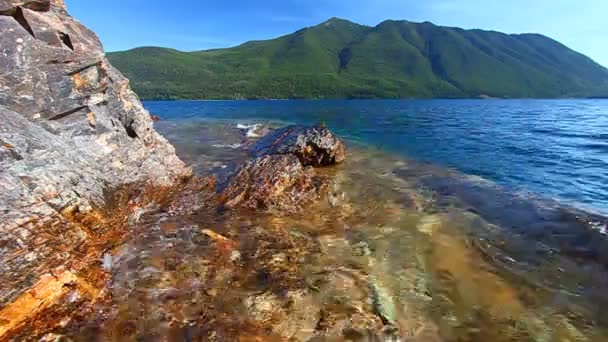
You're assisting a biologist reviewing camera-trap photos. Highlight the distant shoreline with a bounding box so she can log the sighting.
[140,97,608,102]
[108,18,608,102]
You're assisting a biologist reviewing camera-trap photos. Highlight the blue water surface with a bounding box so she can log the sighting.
[144,99,608,214]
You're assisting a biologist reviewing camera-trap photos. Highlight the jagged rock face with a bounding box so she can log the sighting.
[0,0,189,329]
[251,124,346,167]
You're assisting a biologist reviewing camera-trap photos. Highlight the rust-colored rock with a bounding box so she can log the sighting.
[0,269,100,337]
[0,1,351,339]
[221,155,327,211]
[164,175,217,216]
[222,124,345,211]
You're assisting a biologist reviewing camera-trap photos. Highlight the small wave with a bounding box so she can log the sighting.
[246,131,262,138]
[530,128,591,139]
[236,123,259,130]
[595,133,608,141]
[236,123,264,138]
[590,221,608,235]
[577,143,608,152]
[530,128,553,134]
[211,143,243,149]
[461,173,497,187]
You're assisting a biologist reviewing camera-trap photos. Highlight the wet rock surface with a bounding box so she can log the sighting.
[251,124,346,167]
[164,175,218,216]
[221,154,328,211]
[221,124,344,212]
[3,1,608,340]
[0,0,189,338]
[11,138,608,341]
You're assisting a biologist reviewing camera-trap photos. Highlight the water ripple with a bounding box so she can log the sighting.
[146,99,608,214]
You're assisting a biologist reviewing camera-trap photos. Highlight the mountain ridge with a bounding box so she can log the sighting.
[107,18,608,100]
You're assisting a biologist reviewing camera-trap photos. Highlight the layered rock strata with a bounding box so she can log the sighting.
[0,0,189,337]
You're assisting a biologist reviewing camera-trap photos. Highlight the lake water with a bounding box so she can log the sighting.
[145,99,608,215]
[62,100,608,340]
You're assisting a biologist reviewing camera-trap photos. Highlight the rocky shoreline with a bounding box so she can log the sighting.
[8,112,607,340]
[2,1,608,341]
[0,1,354,337]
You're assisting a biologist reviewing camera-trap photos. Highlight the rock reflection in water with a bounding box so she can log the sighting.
[57,124,608,341]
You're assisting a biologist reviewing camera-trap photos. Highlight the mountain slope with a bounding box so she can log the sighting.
[107,18,608,99]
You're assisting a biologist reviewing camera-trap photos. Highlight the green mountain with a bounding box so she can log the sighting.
[107,18,608,100]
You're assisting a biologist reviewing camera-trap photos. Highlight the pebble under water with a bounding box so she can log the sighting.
[61,100,608,341]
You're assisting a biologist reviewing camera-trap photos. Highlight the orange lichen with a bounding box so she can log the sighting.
[86,112,96,128]
[304,145,313,156]
[1,178,197,339]
[72,72,88,91]
[203,229,238,256]
[119,83,134,110]
[202,229,232,243]
[51,0,67,10]
[0,270,98,338]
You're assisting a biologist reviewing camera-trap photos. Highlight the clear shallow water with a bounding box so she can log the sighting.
[55,100,608,340]
[145,99,608,215]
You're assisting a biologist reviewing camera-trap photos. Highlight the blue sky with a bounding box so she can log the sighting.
[66,0,608,67]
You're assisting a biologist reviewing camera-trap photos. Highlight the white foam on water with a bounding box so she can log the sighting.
[590,221,608,235]
[236,123,263,138]
[236,123,258,130]
[212,143,243,149]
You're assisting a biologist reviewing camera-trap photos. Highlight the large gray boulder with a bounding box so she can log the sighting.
[0,0,189,329]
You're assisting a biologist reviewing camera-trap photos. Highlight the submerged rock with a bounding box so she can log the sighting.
[251,124,346,166]
[221,154,327,211]
[164,175,217,216]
